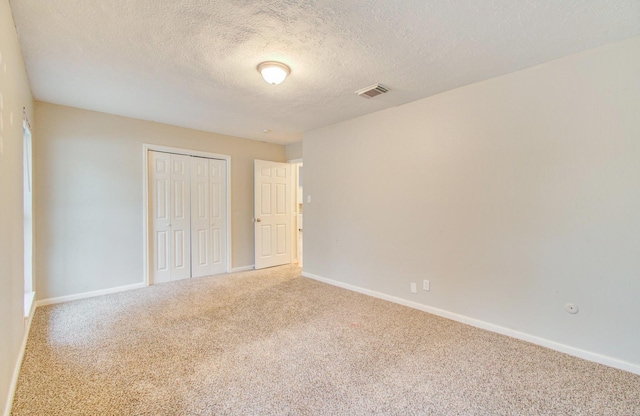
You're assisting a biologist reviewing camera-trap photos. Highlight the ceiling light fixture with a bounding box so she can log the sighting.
[257,61,290,85]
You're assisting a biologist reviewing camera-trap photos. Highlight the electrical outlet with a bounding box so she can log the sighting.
[423,279,430,291]
[410,282,417,294]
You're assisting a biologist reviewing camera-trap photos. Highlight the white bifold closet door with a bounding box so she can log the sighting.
[190,157,227,278]
[149,151,192,283]
[149,151,227,284]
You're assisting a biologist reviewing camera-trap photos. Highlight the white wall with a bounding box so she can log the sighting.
[0,1,35,413]
[34,103,286,300]
[303,37,640,368]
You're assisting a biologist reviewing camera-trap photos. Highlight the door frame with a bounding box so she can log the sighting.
[287,158,303,265]
[142,144,231,286]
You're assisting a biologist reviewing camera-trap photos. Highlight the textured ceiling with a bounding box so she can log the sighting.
[9,0,640,144]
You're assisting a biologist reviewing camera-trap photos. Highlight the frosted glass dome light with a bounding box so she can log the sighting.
[258,61,291,85]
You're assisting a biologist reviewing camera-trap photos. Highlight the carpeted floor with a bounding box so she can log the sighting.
[12,265,640,415]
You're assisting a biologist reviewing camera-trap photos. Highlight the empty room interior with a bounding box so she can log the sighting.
[1,0,640,414]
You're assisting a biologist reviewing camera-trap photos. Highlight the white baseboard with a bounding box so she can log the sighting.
[35,282,147,307]
[301,271,640,376]
[231,265,255,273]
[4,302,35,416]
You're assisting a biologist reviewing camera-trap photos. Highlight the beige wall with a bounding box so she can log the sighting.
[286,141,303,161]
[0,0,35,413]
[34,102,286,300]
[303,37,640,368]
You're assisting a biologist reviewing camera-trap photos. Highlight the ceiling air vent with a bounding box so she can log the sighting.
[355,84,389,99]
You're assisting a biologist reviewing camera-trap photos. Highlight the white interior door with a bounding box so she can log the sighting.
[149,151,191,283]
[191,157,228,277]
[255,160,292,269]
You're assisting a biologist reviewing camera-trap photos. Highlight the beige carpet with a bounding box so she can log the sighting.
[12,265,640,415]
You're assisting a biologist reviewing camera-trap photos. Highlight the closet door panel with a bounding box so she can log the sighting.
[150,151,227,284]
[209,159,227,275]
[191,157,211,278]
[149,151,172,284]
[170,154,192,281]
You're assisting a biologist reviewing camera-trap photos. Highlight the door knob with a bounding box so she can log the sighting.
[256,218,262,222]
